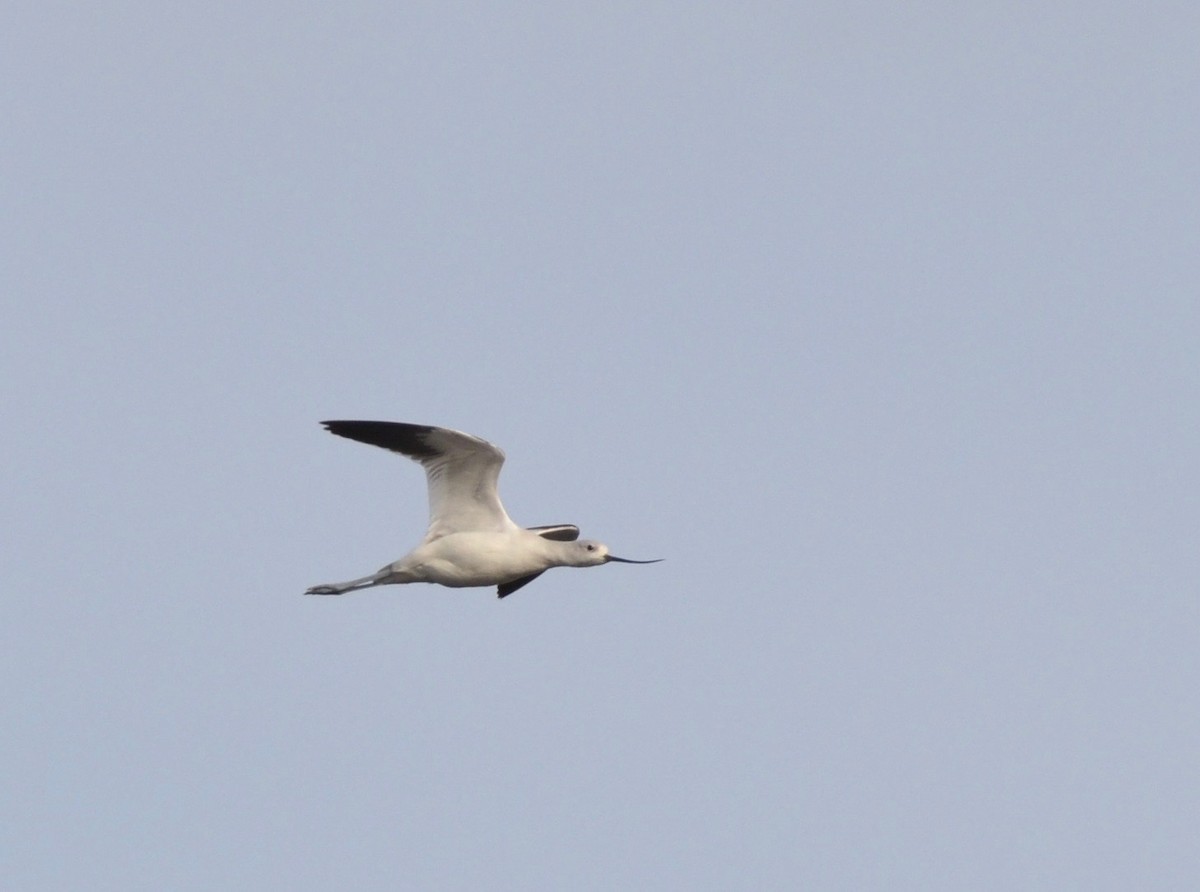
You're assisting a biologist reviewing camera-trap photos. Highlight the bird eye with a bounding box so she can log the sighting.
[586,544,595,551]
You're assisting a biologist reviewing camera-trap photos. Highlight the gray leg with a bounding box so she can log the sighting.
[305,568,398,596]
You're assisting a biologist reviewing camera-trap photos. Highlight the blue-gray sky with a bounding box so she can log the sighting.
[4,4,1198,889]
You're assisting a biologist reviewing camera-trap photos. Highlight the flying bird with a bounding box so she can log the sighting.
[306,421,661,599]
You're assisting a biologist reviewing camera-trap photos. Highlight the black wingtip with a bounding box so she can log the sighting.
[497,571,545,599]
[527,524,581,542]
[317,420,441,458]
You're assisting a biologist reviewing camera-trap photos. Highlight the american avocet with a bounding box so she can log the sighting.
[305,421,661,599]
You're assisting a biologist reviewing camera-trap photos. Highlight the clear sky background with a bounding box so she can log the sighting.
[3,3,1198,889]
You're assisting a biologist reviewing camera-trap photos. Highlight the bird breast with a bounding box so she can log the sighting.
[402,531,557,587]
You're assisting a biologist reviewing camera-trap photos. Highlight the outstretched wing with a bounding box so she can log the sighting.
[320,421,517,538]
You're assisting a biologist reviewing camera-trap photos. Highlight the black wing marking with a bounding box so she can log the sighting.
[320,421,442,459]
[498,572,545,599]
[527,524,580,542]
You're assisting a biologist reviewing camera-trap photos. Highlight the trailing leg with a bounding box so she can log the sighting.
[304,567,400,596]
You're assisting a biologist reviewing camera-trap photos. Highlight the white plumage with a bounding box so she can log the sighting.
[305,421,660,599]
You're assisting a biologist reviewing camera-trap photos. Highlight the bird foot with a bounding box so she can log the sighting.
[305,584,344,596]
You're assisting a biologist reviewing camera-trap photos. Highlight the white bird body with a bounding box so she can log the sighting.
[382,531,575,587]
[306,421,660,599]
